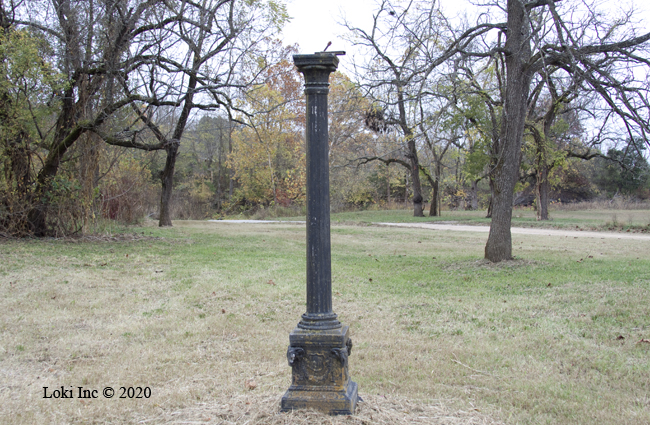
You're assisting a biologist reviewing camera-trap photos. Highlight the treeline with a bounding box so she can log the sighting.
[163,101,650,219]
[0,0,288,236]
[1,1,649,262]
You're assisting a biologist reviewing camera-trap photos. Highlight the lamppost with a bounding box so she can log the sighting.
[280,52,358,415]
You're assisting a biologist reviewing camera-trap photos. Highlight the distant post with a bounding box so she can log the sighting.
[281,52,358,415]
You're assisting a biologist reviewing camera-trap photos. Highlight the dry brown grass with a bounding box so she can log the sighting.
[1,220,649,424]
[127,394,501,424]
[552,198,650,211]
[0,224,501,425]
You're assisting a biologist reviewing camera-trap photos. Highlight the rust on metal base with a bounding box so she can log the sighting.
[281,325,358,415]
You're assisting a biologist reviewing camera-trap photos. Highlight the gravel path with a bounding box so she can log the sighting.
[374,222,650,241]
[209,220,650,241]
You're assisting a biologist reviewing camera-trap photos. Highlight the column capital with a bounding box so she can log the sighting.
[293,54,340,96]
[293,53,340,74]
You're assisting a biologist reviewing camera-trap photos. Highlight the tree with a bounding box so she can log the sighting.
[593,140,650,197]
[460,0,650,261]
[111,0,288,226]
[524,75,581,220]
[327,72,378,210]
[4,0,181,235]
[229,83,304,207]
[417,94,459,217]
[0,26,64,235]
[343,0,496,217]
[328,72,372,166]
[5,0,288,233]
[185,115,233,211]
[442,54,504,217]
[227,55,305,209]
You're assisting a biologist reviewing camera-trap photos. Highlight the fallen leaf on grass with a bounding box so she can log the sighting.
[616,335,625,340]
[638,339,650,344]
[266,279,276,286]
[244,379,257,390]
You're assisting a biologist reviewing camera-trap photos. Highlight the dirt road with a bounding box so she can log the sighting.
[210,220,650,241]
[375,222,650,241]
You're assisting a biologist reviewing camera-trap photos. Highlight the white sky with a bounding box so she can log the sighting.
[281,0,650,74]
[281,0,375,53]
[280,0,376,74]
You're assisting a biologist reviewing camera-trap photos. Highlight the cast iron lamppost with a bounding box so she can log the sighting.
[281,51,359,415]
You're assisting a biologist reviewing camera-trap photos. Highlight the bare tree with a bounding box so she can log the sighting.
[524,69,592,221]
[458,0,650,261]
[431,52,504,217]
[417,95,459,217]
[110,0,286,226]
[344,0,498,217]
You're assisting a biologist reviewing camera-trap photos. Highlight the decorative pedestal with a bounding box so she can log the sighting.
[281,51,358,415]
[281,326,358,414]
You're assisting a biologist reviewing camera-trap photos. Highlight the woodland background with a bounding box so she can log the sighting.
[1,0,649,254]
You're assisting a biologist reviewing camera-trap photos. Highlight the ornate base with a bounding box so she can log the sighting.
[281,325,358,415]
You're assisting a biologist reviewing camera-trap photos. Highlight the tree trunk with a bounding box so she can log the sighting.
[470,179,479,210]
[159,141,180,227]
[404,173,409,207]
[486,177,494,218]
[535,165,550,220]
[429,178,440,216]
[485,0,531,262]
[228,122,234,200]
[485,176,514,260]
[215,130,223,210]
[79,134,100,234]
[386,164,391,205]
[408,138,424,217]
[6,131,35,235]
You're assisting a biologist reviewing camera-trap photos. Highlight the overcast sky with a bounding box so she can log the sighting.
[281,0,375,53]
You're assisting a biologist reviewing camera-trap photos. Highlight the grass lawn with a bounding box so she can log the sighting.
[1,218,649,424]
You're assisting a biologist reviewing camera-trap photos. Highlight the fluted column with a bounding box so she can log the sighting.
[293,54,340,330]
